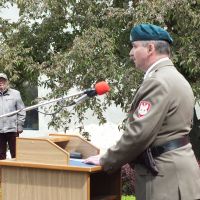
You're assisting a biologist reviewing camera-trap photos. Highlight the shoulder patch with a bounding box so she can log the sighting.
[137,101,151,118]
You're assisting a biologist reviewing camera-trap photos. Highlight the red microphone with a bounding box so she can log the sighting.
[95,81,110,95]
[70,81,110,106]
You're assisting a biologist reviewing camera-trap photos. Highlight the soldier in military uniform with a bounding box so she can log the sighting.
[84,24,200,200]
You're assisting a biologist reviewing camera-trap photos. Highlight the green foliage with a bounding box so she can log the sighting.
[1,0,200,131]
[122,196,136,200]
[122,164,135,195]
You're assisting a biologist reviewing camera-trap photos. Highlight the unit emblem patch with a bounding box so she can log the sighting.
[137,101,151,118]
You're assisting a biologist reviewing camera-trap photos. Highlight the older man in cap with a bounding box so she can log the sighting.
[84,24,200,200]
[0,73,26,159]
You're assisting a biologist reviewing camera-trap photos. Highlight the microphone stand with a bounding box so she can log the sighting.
[0,91,87,119]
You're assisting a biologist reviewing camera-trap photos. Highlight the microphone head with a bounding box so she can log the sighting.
[95,81,110,95]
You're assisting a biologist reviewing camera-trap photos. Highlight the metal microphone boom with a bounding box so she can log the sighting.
[0,90,88,119]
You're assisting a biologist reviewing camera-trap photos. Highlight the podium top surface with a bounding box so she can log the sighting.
[0,158,102,173]
[19,135,70,143]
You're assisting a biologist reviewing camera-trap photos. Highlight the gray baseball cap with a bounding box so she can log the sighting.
[0,73,8,80]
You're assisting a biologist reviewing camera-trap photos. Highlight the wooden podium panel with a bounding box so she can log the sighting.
[1,166,88,200]
[0,134,121,200]
[16,137,70,165]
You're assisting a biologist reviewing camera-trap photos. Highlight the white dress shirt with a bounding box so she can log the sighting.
[144,57,170,80]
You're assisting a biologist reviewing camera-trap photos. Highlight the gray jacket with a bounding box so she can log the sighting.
[0,88,26,133]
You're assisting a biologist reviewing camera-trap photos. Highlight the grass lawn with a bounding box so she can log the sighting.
[122,196,136,200]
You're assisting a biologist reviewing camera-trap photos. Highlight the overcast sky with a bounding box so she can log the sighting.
[0,3,19,22]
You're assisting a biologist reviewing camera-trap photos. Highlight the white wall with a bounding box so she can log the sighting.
[22,81,126,153]
[195,103,200,120]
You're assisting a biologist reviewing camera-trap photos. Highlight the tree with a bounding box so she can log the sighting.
[1,0,200,133]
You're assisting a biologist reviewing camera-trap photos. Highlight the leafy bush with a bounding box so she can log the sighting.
[121,164,135,195]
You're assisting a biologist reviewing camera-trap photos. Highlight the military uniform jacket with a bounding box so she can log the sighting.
[100,59,200,200]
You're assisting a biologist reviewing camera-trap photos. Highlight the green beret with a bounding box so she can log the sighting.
[130,23,173,44]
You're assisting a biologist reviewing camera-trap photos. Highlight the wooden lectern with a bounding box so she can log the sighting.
[0,134,121,200]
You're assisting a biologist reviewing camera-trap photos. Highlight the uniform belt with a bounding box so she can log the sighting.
[151,136,189,157]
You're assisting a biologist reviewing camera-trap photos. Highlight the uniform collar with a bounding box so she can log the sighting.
[144,57,170,80]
